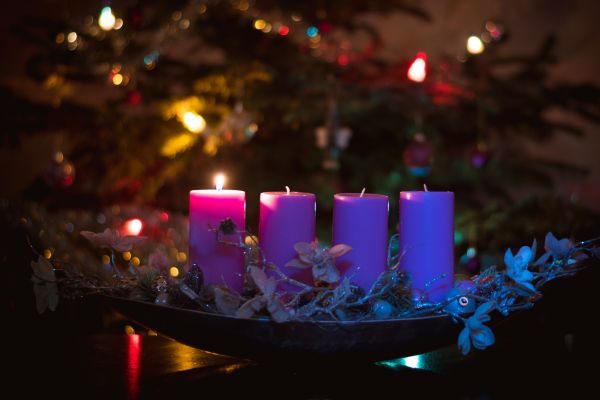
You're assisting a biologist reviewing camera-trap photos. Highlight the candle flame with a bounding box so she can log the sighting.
[285,186,291,195]
[360,187,366,197]
[215,174,225,191]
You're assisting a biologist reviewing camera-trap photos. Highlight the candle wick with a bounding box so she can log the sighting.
[285,186,290,195]
[423,184,429,192]
[360,187,366,197]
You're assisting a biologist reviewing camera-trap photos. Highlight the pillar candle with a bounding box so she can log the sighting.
[189,183,245,292]
[332,192,389,291]
[399,190,454,302]
[259,190,316,287]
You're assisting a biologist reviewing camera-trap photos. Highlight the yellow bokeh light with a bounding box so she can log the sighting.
[169,266,180,278]
[239,1,249,11]
[467,36,485,54]
[112,73,124,85]
[124,325,135,335]
[114,18,124,30]
[55,33,65,44]
[160,133,197,157]
[182,111,206,133]
[203,135,220,156]
[177,252,187,262]
[122,251,132,261]
[148,330,158,336]
[43,248,53,259]
[99,7,116,31]
[131,257,140,266]
[254,19,266,30]
[102,254,111,264]
[262,23,272,33]
[67,32,78,43]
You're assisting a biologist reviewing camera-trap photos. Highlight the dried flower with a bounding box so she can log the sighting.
[536,232,574,266]
[237,266,290,322]
[80,228,146,252]
[214,286,241,315]
[504,240,536,292]
[458,302,496,355]
[285,241,352,284]
[31,255,59,313]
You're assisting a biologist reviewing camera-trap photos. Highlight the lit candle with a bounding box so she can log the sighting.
[332,189,389,291]
[189,174,245,292]
[259,187,316,288]
[399,187,454,302]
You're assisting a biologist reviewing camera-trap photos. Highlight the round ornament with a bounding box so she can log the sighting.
[403,132,433,177]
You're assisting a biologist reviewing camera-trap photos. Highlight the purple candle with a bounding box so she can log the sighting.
[333,191,389,291]
[189,174,245,292]
[398,191,454,301]
[259,188,316,287]
[399,190,454,302]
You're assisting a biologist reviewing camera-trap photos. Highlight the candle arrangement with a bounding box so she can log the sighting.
[189,175,455,301]
[24,172,599,357]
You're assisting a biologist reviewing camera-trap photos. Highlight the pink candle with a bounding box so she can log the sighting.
[333,192,389,291]
[189,175,245,292]
[259,189,315,287]
[399,190,454,302]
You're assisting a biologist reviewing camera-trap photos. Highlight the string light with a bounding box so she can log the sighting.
[182,111,206,133]
[169,266,180,278]
[98,7,116,31]
[131,257,140,267]
[278,25,290,36]
[112,73,124,85]
[407,52,427,82]
[123,218,143,236]
[122,251,132,261]
[253,19,266,30]
[306,26,319,38]
[466,36,485,54]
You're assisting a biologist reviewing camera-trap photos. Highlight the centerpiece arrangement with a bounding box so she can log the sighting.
[30,174,599,361]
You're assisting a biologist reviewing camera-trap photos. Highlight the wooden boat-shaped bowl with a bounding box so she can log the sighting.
[103,295,458,363]
[103,258,596,363]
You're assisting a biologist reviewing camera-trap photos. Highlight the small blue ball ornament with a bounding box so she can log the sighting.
[373,300,394,319]
[444,288,476,315]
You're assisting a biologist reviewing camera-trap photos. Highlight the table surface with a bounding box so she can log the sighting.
[7,326,596,399]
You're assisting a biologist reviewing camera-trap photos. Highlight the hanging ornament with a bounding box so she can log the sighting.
[470,143,490,169]
[43,151,75,188]
[315,96,352,170]
[403,133,433,177]
[221,101,258,143]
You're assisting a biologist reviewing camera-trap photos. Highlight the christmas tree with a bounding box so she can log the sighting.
[2,0,599,263]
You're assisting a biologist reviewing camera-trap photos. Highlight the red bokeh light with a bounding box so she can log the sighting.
[407,52,427,83]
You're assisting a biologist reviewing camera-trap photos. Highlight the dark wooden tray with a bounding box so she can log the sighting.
[103,295,459,363]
